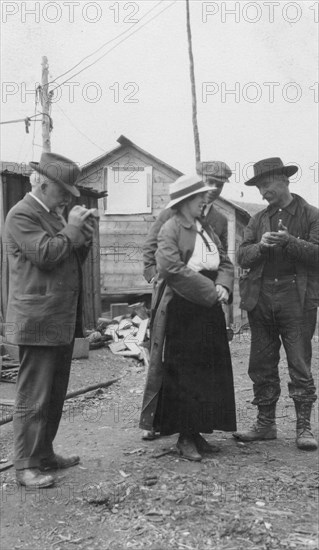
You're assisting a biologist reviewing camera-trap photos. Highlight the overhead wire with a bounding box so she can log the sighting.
[54,103,105,153]
[50,1,177,94]
[47,0,164,87]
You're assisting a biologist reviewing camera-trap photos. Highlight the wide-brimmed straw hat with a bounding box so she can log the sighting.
[245,157,298,186]
[165,174,212,209]
[29,152,81,197]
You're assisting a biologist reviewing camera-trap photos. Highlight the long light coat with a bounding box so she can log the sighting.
[140,213,234,430]
[143,204,228,283]
[4,193,90,346]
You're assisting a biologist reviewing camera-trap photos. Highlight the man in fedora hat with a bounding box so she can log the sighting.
[4,152,97,487]
[233,157,319,450]
[143,160,232,284]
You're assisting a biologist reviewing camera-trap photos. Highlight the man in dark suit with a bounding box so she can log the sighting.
[4,152,97,487]
[233,158,318,451]
[143,161,232,283]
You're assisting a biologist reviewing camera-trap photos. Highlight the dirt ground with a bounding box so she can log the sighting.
[0,333,318,550]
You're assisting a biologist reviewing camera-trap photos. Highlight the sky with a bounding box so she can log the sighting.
[1,0,318,205]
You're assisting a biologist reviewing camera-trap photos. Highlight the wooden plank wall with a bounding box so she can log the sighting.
[0,173,31,328]
[87,149,176,295]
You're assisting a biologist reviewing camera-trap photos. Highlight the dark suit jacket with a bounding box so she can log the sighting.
[4,193,91,345]
[143,203,228,282]
[238,194,319,311]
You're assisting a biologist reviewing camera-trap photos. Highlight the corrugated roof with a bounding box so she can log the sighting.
[0,161,32,176]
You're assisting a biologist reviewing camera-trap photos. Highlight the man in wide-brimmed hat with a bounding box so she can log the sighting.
[4,152,97,487]
[233,157,319,450]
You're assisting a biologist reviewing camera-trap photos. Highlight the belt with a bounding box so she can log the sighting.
[262,274,297,283]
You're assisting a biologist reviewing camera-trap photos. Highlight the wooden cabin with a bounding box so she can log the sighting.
[78,136,251,325]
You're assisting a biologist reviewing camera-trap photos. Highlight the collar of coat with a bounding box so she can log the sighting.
[174,211,213,236]
[174,211,201,229]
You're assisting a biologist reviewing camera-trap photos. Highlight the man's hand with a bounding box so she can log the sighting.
[68,205,97,229]
[260,224,290,248]
[216,284,229,304]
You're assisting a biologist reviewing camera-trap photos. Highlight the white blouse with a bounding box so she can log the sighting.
[187,221,220,273]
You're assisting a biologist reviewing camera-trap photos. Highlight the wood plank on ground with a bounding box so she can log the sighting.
[135,319,149,344]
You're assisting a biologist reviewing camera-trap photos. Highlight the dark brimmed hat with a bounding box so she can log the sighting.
[245,157,298,186]
[196,160,232,183]
[166,174,212,209]
[29,152,81,197]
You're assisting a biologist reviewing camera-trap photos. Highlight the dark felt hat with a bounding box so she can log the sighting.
[245,157,298,186]
[29,152,81,197]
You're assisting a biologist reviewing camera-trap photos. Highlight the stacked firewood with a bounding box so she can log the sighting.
[85,302,150,367]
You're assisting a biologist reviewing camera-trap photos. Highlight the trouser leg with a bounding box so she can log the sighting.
[14,345,73,470]
[43,344,74,458]
[280,307,317,404]
[248,294,281,406]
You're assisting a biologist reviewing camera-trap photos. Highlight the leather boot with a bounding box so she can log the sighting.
[176,434,202,461]
[294,401,318,451]
[193,433,220,453]
[40,454,80,471]
[233,404,277,442]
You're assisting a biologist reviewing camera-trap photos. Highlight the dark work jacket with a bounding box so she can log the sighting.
[143,204,228,283]
[238,194,319,311]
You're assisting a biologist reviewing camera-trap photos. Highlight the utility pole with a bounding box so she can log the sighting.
[40,56,52,152]
[186,0,200,165]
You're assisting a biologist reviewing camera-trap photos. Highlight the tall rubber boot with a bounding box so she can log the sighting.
[294,402,318,451]
[232,404,277,442]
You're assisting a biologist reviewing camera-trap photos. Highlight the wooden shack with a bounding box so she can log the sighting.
[0,161,104,331]
[78,136,251,324]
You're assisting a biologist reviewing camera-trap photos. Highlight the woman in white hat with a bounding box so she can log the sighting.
[139,175,237,461]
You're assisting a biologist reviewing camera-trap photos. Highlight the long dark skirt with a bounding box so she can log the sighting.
[153,293,237,435]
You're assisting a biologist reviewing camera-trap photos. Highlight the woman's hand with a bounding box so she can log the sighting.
[216,284,229,304]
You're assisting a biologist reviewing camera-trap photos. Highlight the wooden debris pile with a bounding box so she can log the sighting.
[85,302,151,367]
[0,354,19,383]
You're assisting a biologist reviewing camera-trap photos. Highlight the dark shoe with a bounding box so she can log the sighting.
[40,454,80,471]
[233,423,277,442]
[296,428,318,451]
[176,435,202,462]
[16,468,55,488]
[294,401,318,451]
[193,433,220,453]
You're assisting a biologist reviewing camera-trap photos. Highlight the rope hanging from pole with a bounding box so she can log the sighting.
[186,0,201,164]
